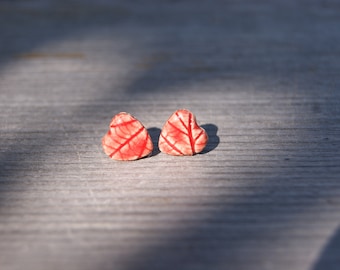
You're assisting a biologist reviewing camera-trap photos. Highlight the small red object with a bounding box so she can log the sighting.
[102,112,153,161]
[159,109,208,156]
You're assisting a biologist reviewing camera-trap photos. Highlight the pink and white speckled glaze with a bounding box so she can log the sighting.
[102,112,153,161]
[159,109,208,156]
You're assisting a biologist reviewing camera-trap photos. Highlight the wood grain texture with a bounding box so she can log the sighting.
[0,1,339,270]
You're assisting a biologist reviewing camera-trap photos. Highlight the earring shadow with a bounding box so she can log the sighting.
[200,124,219,154]
[147,127,161,157]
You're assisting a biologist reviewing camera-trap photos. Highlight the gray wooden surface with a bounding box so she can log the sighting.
[1,1,339,270]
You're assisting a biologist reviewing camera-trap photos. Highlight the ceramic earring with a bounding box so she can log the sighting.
[102,112,153,161]
[158,109,208,156]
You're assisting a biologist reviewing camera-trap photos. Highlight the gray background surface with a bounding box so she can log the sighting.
[0,1,339,269]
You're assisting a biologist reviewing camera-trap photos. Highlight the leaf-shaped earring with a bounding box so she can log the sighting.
[102,112,153,161]
[158,109,208,156]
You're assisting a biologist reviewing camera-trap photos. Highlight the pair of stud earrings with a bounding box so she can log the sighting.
[102,109,208,161]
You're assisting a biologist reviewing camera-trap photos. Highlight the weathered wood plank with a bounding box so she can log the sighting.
[0,1,339,270]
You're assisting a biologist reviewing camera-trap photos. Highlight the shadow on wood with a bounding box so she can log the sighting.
[147,127,161,157]
[201,124,219,154]
[313,226,340,270]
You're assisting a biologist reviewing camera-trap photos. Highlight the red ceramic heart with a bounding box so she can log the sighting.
[102,112,153,161]
[159,109,208,156]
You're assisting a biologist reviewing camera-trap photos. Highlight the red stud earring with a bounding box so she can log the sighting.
[158,109,208,156]
[102,112,153,161]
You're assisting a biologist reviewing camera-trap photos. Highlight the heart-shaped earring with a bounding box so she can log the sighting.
[102,112,153,161]
[159,109,208,156]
